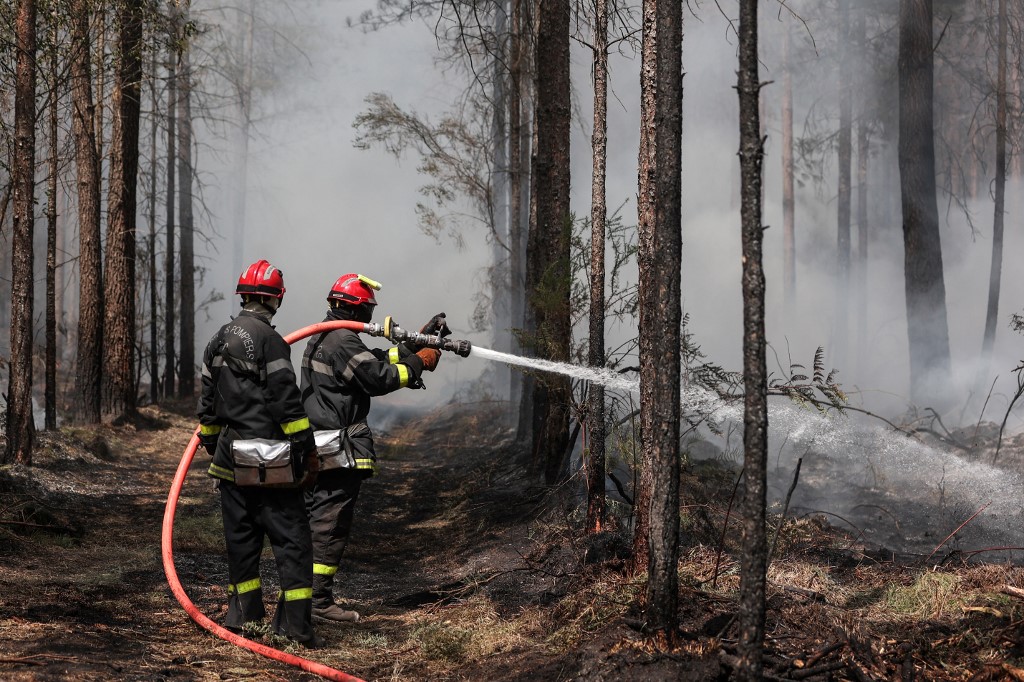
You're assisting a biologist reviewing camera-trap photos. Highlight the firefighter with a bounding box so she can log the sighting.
[196,259,321,647]
[300,273,445,622]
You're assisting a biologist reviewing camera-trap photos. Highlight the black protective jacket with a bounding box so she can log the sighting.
[299,310,424,476]
[197,309,312,482]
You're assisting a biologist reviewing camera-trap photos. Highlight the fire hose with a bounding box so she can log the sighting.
[161,318,471,680]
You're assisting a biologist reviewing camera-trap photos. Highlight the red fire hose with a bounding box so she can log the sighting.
[161,320,370,682]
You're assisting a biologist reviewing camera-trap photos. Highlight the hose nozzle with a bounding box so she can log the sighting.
[380,317,472,357]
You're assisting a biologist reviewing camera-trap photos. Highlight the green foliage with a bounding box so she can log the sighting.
[769,346,847,414]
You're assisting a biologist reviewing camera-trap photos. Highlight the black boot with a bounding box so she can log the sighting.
[312,574,360,623]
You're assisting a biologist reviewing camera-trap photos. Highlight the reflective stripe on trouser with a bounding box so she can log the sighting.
[219,480,314,640]
[305,468,363,574]
[225,577,264,629]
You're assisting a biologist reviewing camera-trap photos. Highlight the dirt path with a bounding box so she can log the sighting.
[0,402,554,681]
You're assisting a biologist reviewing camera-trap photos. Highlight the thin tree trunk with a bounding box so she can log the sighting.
[163,29,177,398]
[782,16,795,321]
[836,0,852,367]
[737,0,767,677]
[636,0,683,644]
[508,0,531,416]
[95,7,105,189]
[45,10,59,431]
[71,0,103,424]
[5,0,38,464]
[898,0,951,405]
[524,0,571,484]
[855,4,869,379]
[980,0,1007,386]
[586,0,608,535]
[232,0,255,278]
[103,0,144,420]
[177,36,195,398]
[148,34,159,404]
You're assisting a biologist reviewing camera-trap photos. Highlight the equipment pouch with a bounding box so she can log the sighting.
[231,439,297,487]
[314,429,357,471]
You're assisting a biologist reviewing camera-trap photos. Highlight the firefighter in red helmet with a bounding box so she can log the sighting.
[196,259,322,647]
[300,273,447,622]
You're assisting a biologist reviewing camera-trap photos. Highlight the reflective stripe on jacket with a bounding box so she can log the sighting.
[299,312,422,476]
[197,309,311,481]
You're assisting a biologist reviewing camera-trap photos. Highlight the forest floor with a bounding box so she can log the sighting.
[1,399,1024,681]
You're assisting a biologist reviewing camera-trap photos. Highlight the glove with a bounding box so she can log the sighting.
[420,313,452,338]
[416,347,441,372]
[289,428,316,459]
[299,450,320,489]
[199,433,219,457]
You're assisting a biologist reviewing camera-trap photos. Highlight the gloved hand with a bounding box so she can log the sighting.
[289,428,317,459]
[420,313,452,338]
[199,433,219,457]
[416,347,441,372]
[299,451,320,489]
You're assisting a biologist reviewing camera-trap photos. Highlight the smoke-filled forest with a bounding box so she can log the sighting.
[2,0,1024,680]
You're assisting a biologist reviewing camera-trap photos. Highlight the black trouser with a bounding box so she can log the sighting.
[305,468,363,582]
[219,480,315,642]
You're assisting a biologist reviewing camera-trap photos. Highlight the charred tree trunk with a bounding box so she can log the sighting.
[898,0,951,405]
[781,17,795,321]
[836,0,852,367]
[177,39,195,398]
[71,0,103,424]
[737,0,767,677]
[634,0,683,645]
[6,0,38,464]
[163,29,177,398]
[980,0,1007,384]
[523,0,571,485]
[45,11,59,431]
[103,0,144,420]
[586,0,608,534]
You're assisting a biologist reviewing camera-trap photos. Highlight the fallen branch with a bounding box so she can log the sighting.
[767,457,802,567]
[712,467,744,589]
[803,640,844,668]
[924,501,991,565]
[791,660,849,680]
[1001,585,1024,600]
[783,584,827,603]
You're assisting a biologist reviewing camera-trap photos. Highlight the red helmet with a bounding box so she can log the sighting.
[236,259,285,299]
[327,273,381,306]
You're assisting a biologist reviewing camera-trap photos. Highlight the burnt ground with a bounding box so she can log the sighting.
[1,400,1024,681]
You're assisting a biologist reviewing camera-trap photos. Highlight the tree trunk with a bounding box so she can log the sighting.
[177,37,195,398]
[148,34,159,404]
[508,0,530,416]
[737,0,767,677]
[979,0,1007,386]
[95,7,105,188]
[524,0,571,485]
[586,0,609,534]
[836,0,852,368]
[781,16,795,322]
[6,0,38,464]
[898,0,951,405]
[855,4,869,378]
[232,0,255,278]
[634,0,683,646]
[71,0,103,424]
[45,10,59,431]
[163,28,177,399]
[103,0,144,420]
